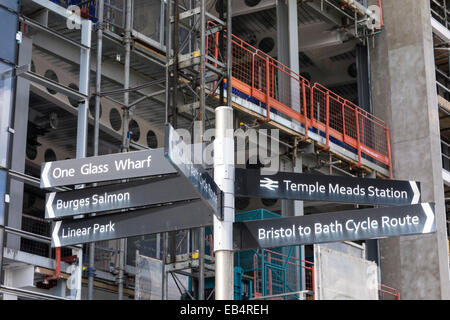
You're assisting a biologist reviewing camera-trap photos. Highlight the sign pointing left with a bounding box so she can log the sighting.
[41,148,177,188]
[51,199,213,247]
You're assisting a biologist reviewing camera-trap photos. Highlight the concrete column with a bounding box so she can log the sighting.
[356,44,372,112]
[276,0,300,75]
[370,0,450,299]
[277,0,301,114]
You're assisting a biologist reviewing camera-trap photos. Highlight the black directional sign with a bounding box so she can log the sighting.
[235,168,421,206]
[45,175,200,219]
[233,203,436,251]
[164,123,223,220]
[41,148,177,188]
[51,199,213,247]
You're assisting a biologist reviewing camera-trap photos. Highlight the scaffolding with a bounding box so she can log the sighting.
[0,0,397,300]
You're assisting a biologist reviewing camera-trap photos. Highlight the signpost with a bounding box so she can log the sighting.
[164,123,223,220]
[45,175,200,219]
[51,199,213,247]
[233,203,436,251]
[41,148,177,188]
[235,168,421,206]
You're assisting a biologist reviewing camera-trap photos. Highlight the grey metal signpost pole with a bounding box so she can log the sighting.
[117,0,132,301]
[72,17,92,301]
[214,106,234,300]
[88,0,104,301]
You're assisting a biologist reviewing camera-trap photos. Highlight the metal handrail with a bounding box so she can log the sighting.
[207,21,392,176]
[250,290,313,300]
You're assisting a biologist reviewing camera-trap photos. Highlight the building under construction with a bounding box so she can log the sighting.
[0,0,449,300]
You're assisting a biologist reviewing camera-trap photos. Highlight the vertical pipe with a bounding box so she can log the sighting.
[74,18,92,301]
[302,80,308,139]
[268,253,272,296]
[251,54,255,93]
[76,20,92,160]
[162,232,169,299]
[386,126,392,178]
[198,227,205,300]
[342,103,346,141]
[161,232,166,299]
[218,0,224,104]
[378,0,383,27]
[164,0,172,124]
[226,0,232,107]
[88,0,105,300]
[214,106,234,300]
[265,58,270,120]
[163,1,173,298]
[310,86,314,125]
[355,108,362,167]
[325,91,330,150]
[172,0,179,127]
[261,250,266,297]
[253,253,257,296]
[117,0,132,301]
[195,0,207,299]
[199,0,206,136]
[122,0,132,153]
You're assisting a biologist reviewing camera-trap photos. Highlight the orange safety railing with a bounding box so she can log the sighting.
[379,284,401,300]
[206,23,392,178]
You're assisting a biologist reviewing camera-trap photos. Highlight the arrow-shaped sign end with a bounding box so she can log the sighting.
[409,181,420,204]
[41,163,51,188]
[46,192,56,219]
[52,221,62,248]
[421,203,435,234]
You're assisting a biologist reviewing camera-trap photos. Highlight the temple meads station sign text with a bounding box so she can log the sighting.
[41,148,177,188]
[235,168,421,206]
[233,203,436,250]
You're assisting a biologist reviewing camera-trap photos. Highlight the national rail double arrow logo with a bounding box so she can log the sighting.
[260,177,279,191]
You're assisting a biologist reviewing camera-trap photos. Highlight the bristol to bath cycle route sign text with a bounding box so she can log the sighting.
[233,203,436,251]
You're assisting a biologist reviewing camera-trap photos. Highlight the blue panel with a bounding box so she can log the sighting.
[0,7,18,63]
[0,170,6,225]
[2,0,19,11]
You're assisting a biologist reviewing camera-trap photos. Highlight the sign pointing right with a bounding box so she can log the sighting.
[233,203,436,251]
[235,168,422,207]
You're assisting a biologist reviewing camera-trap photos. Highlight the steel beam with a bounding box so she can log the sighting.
[18,70,87,101]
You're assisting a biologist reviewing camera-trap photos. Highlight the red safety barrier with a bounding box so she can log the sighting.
[379,284,400,300]
[206,22,392,178]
